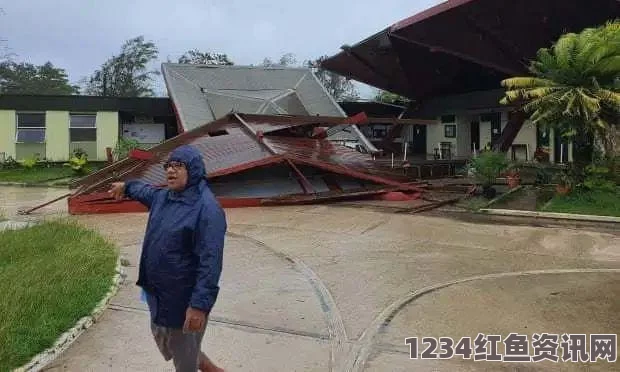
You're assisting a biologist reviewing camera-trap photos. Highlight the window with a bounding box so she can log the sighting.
[16,113,46,143]
[70,114,97,142]
[371,124,389,139]
[444,124,456,138]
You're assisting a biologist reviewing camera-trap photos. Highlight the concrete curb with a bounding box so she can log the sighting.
[478,208,620,224]
[0,220,37,231]
[13,259,125,372]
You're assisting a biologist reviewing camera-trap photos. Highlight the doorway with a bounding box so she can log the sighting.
[470,121,480,152]
[409,124,427,156]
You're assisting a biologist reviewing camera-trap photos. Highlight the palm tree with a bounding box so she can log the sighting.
[500,20,619,163]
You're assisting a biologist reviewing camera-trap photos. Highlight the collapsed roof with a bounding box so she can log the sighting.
[161,63,378,152]
[67,113,423,214]
[320,0,620,100]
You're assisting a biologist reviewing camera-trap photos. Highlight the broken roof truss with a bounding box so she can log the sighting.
[67,112,425,214]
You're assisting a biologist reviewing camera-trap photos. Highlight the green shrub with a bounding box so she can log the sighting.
[468,151,509,187]
[534,164,554,185]
[64,154,89,175]
[112,137,141,161]
[580,164,617,192]
[21,155,39,170]
[72,147,87,159]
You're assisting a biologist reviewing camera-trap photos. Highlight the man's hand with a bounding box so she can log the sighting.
[183,307,207,333]
[108,182,126,200]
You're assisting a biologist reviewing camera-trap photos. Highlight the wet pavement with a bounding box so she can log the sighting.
[1,186,618,371]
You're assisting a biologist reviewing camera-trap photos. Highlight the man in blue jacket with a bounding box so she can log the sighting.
[109,145,226,372]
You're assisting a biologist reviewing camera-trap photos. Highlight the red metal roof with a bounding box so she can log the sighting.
[68,113,424,213]
[390,0,475,32]
[321,0,620,100]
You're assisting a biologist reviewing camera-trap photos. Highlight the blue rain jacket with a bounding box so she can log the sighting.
[125,145,227,328]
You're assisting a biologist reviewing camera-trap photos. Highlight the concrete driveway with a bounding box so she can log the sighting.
[2,187,619,371]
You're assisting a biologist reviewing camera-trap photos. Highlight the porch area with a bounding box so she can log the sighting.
[380,110,574,166]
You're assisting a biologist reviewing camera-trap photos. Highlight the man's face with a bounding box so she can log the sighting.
[164,160,188,191]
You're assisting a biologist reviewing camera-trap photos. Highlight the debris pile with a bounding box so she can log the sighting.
[66,113,427,214]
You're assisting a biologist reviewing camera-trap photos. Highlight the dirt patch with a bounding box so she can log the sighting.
[489,185,555,211]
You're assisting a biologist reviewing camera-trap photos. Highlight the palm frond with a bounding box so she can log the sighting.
[530,49,558,76]
[577,89,602,111]
[523,92,566,115]
[593,117,610,130]
[523,87,566,99]
[553,33,579,69]
[563,91,579,116]
[588,55,620,78]
[504,20,619,141]
[501,77,557,89]
[595,89,620,108]
[573,89,601,122]
[529,107,563,125]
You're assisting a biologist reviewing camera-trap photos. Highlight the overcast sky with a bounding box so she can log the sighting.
[1,0,442,97]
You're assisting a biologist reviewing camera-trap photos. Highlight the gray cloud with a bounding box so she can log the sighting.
[1,0,442,97]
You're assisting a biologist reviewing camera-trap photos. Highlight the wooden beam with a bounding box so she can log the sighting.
[365,117,437,125]
[234,112,279,155]
[388,32,522,76]
[286,158,315,194]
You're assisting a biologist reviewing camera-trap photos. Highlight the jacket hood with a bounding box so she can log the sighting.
[168,145,206,189]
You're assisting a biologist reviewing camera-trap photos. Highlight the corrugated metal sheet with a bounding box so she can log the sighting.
[221,89,288,101]
[204,92,264,119]
[163,68,214,129]
[162,64,345,130]
[161,63,378,153]
[167,64,305,91]
[274,94,308,115]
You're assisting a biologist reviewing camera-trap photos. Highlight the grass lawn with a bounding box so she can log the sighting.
[0,220,118,371]
[539,188,620,217]
[0,167,75,183]
[0,163,106,184]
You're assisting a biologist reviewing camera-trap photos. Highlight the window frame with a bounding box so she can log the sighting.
[444,124,457,138]
[15,112,46,144]
[69,113,97,142]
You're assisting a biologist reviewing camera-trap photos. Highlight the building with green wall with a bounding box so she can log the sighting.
[0,95,178,162]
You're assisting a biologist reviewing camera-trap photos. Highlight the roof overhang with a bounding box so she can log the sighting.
[321,0,620,100]
[0,94,174,116]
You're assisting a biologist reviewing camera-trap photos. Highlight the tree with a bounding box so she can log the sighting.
[178,49,233,65]
[0,61,79,95]
[261,53,297,67]
[254,53,359,100]
[374,89,411,106]
[305,56,359,101]
[84,36,159,97]
[500,20,620,161]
